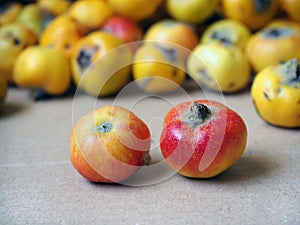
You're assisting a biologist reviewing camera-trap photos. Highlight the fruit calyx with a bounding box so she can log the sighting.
[211,31,233,47]
[277,58,300,87]
[154,43,177,62]
[77,46,99,72]
[94,121,113,133]
[187,102,211,126]
[254,0,272,14]
[261,27,294,39]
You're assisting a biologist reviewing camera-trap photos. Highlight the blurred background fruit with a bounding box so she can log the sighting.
[143,19,199,61]
[221,0,279,30]
[71,31,132,97]
[107,0,163,22]
[201,18,251,50]
[13,46,71,95]
[133,43,186,94]
[39,15,83,59]
[16,4,44,37]
[68,0,113,33]
[0,1,23,26]
[166,0,218,24]
[246,19,300,73]
[37,0,71,16]
[187,41,250,93]
[279,0,300,23]
[0,22,37,82]
[251,58,300,128]
[100,15,143,44]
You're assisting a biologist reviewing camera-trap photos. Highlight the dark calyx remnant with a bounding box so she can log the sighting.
[264,28,281,38]
[154,44,178,62]
[254,0,272,14]
[294,64,300,82]
[95,121,113,133]
[76,46,99,71]
[188,102,211,126]
[211,31,233,46]
[262,27,294,40]
[283,59,300,85]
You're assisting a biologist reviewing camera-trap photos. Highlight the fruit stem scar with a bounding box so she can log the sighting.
[94,121,113,133]
[188,102,211,125]
[280,58,300,86]
[254,0,272,14]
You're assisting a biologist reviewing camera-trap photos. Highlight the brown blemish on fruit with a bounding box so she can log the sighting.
[228,82,235,89]
[172,68,177,77]
[13,37,20,46]
[263,91,270,101]
[197,68,211,81]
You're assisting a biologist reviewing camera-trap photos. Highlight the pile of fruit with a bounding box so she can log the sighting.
[1,0,299,183]
[0,0,299,127]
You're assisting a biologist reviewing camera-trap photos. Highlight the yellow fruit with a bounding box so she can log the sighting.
[68,0,113,33]
[0,2,23,25]
[187,41,251,93]
[221,0,279,30]
[37,0,71,16]
[251,58,300,128]
[246,20,300,73]
[39,15,83,59]
[201,19,251,50]
[133,43,186,94]
[13,46,71,95]
[71,31,132,97]
[107,0,163,22]
[0,23,37,82]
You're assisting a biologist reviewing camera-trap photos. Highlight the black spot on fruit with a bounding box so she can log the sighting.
[77,49,92,69]
[13,37,20,46]
[263,91,271,101]
[254,0,272,14]
[211,31,233,46]
[76,46,100,70]
[154,44,177,62]
[262,27,294,39]
[294,65,300,82]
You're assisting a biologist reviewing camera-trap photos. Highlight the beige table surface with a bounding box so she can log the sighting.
[1,81,299,225]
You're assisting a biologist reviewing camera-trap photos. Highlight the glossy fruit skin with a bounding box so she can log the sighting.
[166,0,218,24]
[71,31,132,97]
[144,19,199,60]
[246,20,300,73]
[221,0,279,30]
[13,46,71,95]
[0,23,37,82]
[251,58,300,128]
[279,0,300,23]
[39,15,83,59]
[201,19,251,50]
[187,41,250,93]
[100,16,143,44]
[133,43,186,94]
[107,0,163,22]
[68,0,113,33]
[70,105,151,183]
[160,100,247,178]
